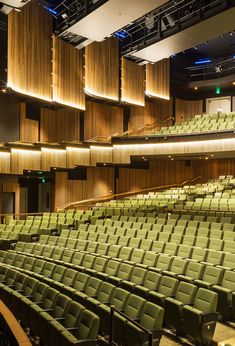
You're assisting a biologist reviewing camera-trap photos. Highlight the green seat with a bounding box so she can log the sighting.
[136,251,158,269]
[108,263,133,285]
[151,241,165,253]
[121,267,147,292]
[124,249,144,265]
[149,254,173,273]
[74,277,102,304]
[114,294,146,345]
[114,246,133,262]
[85,256,108,275]
[86,281,115,313]
[217,253,235,270]
[194,265,223,288]
[96,259,120,280]
[213,271,235,319]
[125,302,164,346]
[183,288,218,345]
[162,258,188,278]
[98,288,130,334]
[201,250,224,266]
[190,248,208,262]
[164,243,179,256]
[165,282,197,333]
[149,276,178,306]
[178,261,205,283]
[177,244,192,258]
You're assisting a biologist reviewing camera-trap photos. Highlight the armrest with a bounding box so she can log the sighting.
[55,317,65,321]
[201,312,219,324]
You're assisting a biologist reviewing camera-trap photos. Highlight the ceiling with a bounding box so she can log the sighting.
[56,0,169,42]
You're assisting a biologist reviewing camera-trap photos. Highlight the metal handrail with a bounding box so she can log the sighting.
[110,306,154,346]
[87,116,174,142]
[60,176,202,210]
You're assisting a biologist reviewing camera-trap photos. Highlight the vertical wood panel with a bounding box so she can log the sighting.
[0,153,11,174]
[8,1,52,101]
[117,158,235,194]
[85,37,119,101]
[11,149,41,174]
[20,103,38,143]
[84,101,123,140]
[41,149,67,171]
[121,58,145,106]
[54,167,114,209]
[52,35,85,110]
[146,59,170,100]
[40,108,80,143]
[128,99,173,130]
[175,99,203,123]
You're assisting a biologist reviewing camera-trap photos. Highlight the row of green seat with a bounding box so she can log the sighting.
[1,251,219,345]
[110,212,234,224]
[0,265,99,346]
[9,243,235,320]
[35,236,235,268]
[53,227,235,253]
[0,254,164,346]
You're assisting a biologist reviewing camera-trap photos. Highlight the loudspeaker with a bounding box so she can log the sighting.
[68,167,87,180]
[185,160,191,167]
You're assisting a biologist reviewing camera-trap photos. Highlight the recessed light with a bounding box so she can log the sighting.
[211,154,214,157]
[233,82,235,85]
[205,157,208,160]
[194,86,198,90]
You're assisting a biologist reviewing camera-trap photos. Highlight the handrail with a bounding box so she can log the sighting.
[121,116,174,137]
[0,300,32,346]
[110,306,154,346]
[87,116,174,142]
[60,176,202,210]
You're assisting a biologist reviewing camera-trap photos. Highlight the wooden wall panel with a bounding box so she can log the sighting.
[175,99,203,123]
[85,37,119,101]
[52,36,85,110]
[8,1,52,101]
[41,149,67,172]
[66,147,91,168]
[0,153,11,174]
[146,59,170,100]
[128,99,173,130]
[90,147,113,166]
[84,101,123,140]
[54,167,114,209]
[121,58,145,106]
[19,103,38,143]
[117,158,235,193]
[11,149,41,174]
[40,108,80,143]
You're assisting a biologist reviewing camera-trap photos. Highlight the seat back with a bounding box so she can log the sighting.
[140,302,164,330]
[124,295,146,319]
[75,310,100,340]
[158,276,178,296]
[142,271,162,291]
[194,288,218,313]
[175,282,197,304]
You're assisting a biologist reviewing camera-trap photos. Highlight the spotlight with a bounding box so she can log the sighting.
[194,86,198,91]
[61,13,68,19]
[233,82,235,86]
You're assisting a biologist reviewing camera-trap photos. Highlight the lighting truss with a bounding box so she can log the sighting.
[114,0,235,57]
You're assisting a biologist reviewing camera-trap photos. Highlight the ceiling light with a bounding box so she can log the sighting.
[61,13,68,19]
[194,86,198,90]
[233,82,235,85]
